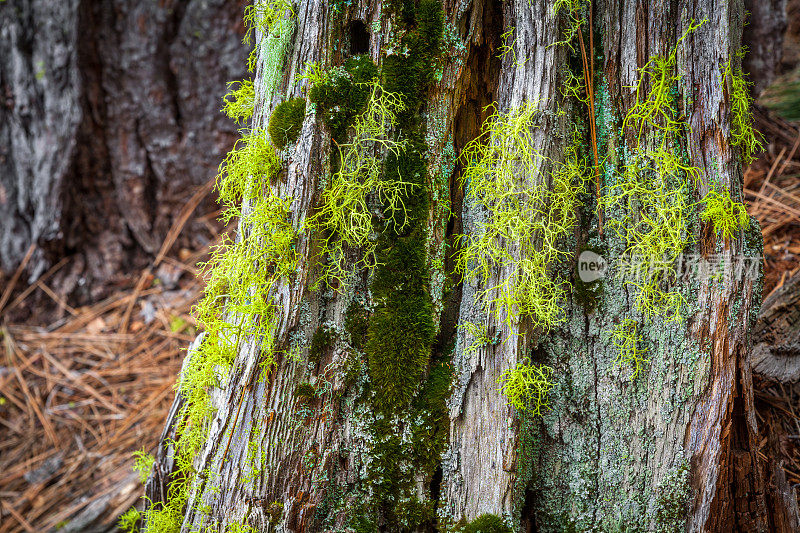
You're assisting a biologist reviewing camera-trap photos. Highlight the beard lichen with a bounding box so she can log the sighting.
[457,105,589,331]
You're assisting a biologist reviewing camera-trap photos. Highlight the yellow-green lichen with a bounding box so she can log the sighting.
[721,51,764,165]
[458,106,589,330]
[117,508,141,533]
[307,79,412,290]
[612,319,648,380]
[497,361,555,415]
[701,186,749,241]
[132,449,155,484]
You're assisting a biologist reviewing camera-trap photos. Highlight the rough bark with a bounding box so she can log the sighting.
[0,0,247,296]
[147,1,789,531]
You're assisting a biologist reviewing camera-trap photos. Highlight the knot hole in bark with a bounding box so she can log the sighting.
[349,20,370,55]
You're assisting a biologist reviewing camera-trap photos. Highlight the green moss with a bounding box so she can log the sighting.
[395,496,437,530]
[381,0,443,108]
[344,300,369,351]
[366,137,436,414]
[294,381,316,402]
[452,514,512,533]
[308,55,378,142]
[268,97,306,149]
[410,358,453,472]
[359,1,446,524]
[309,324,335,364]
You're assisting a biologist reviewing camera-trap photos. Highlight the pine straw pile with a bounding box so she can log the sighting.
[747,106,800,295]
[0,186,222,532]
[749,106,800,507]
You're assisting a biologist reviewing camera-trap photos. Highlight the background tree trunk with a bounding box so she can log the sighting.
[145,0,797,531]
[0,0,247,301]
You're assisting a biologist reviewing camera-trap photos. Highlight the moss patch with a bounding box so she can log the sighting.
[345,300,369,351]
[309,324,335,364]
[451,514,512,533]
[268,96,306,149]
[366,137,436,414]
[308,55,378,142]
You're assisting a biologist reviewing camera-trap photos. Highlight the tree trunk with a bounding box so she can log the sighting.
[0,0,247,298]
[145,0,795,531]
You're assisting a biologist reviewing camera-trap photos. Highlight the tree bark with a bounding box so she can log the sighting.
[146,1,794,531]
[0,0,247,297]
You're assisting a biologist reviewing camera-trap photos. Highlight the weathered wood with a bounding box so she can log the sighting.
[146,1,791,531]
[752,272,800,382]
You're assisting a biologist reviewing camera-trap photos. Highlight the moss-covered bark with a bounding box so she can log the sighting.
[144,1,793,531]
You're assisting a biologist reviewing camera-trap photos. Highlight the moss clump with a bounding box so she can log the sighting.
[571,239,606,312]
[268,97,306,149]
[308,55,379,142]
[410,358,452,472]
[451,514,512,533]
[380,0,443,111]
[360,2,445,525]
[366,138,436,414]
[294,382,316,402]
[309,324,335,364]
[344,300,369,351]
[395,496,436,530]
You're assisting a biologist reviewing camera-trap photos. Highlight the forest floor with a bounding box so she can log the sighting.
[2,108,800,531]
[747,107,800,498]
[0,191,224,532]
